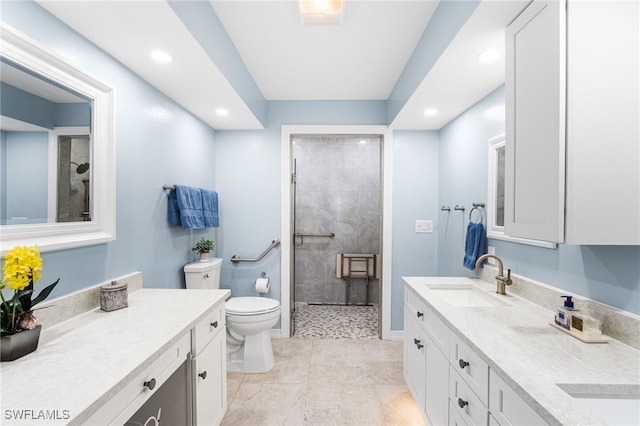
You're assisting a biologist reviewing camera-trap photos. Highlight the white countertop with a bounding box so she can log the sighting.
[403,276,640,426]
[0,288,230,425]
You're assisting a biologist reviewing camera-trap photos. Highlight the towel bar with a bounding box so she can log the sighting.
[162,184,175,190]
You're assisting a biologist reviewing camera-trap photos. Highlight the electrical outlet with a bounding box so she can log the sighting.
[487,246,496,265]
[415,220,433,233]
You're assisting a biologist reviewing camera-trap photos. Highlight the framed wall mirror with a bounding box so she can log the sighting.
[486,133,555,249]
[0,23,115,254]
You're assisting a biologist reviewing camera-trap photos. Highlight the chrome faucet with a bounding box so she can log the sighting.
[475,254,512,295]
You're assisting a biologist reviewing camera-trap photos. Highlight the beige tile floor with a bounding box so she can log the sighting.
[222,338,426,426]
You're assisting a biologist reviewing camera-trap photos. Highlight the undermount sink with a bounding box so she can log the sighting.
[557,384,640,426]
[424,283,510,307]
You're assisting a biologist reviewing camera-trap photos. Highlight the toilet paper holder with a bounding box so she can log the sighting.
[256,272,270,294]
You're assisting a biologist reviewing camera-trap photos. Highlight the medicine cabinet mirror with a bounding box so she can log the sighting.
[486,133,555,248]
[0,23,115,254]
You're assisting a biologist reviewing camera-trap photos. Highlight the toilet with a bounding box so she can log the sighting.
[184,258,280,373]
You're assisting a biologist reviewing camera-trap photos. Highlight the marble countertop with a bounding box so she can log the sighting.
[403,276,640,426]
[0,288,230,425]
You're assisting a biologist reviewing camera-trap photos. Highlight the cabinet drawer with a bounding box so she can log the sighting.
[193,302,225,356]
[450,367,488,426]
[450,336,489,404]
[489,369,546,426]
[86,332,191,425]
[406,288,450,355]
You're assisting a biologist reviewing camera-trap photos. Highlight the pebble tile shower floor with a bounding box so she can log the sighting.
[293,304,379,339]
[222,338,425,426]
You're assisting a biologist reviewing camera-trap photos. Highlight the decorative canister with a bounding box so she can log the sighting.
[100,281,128,312]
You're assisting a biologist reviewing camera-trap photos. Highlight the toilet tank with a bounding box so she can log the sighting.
[184,258,223,289]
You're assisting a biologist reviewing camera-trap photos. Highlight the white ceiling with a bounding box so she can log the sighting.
[37,0,528,130]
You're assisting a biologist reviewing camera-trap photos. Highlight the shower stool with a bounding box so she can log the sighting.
[337,253,377,306]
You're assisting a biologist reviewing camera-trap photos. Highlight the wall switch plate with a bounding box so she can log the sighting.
[415,220,433,233]
[487,246,496,265]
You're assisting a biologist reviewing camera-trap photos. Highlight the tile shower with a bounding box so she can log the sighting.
[292,135,381,312]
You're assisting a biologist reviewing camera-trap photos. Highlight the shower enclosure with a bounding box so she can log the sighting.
[57,135,90,222]
[291,134,382,336]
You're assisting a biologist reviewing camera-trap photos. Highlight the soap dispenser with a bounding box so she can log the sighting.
[555,296,577,330]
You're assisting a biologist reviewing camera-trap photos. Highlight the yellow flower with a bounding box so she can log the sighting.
[2,245,42,291]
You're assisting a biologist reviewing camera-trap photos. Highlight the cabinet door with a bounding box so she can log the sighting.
[194,330,227,426]
[404,309,426,413]
[489,370,546,425]
[425,335,449,426]
[565,0,640,245]
[505,0,566,243]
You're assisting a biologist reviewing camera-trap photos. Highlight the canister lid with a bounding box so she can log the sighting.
[101,281,127,292]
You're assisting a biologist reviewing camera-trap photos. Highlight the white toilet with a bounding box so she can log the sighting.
[184,258,280,373]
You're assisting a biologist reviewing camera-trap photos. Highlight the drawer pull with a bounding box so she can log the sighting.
[416,311,424,318]
[144,378,156,391]
[458,398,469,409]
[198,371,208,380]
[210,320,219,328]
[413,338,423,350]
[458,358,469,369]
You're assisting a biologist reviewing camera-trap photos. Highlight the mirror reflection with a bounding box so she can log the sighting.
[0,58,92,225]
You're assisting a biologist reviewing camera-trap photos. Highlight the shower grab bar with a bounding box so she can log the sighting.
[294,232,335,238]
[230,239,280,263]
[294,232,335,246]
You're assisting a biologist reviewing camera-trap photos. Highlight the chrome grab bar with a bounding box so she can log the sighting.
[294,232,335,246]
[230,239,280,263]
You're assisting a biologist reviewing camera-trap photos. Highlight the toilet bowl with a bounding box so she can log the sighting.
[225,297,280,373]
[183,259,280,373]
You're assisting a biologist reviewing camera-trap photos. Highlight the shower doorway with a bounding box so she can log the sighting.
[291,134,382,338]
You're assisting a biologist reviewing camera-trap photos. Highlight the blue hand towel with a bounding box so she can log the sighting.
[168,188,181,226]
[463,222,486,270]
[201,189,219,228]
[174,185,204,229]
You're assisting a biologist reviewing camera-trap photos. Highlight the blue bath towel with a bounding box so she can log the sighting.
[201,189,219,228]
[171,185,204,229]
[167,188,181,226]
[463,222,486,270]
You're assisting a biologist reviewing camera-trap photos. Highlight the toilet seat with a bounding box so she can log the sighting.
[226,297,280,316]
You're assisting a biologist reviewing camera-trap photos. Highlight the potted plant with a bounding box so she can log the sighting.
[192,238,215,262]
[1,245,59,361]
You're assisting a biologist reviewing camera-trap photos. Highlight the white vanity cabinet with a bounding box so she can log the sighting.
[192,303,227,426]
[489,370,545,426]
[404,287,450,426]
[505,0,639,244]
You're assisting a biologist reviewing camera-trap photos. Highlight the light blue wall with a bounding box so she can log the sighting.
[438,86,505,276]
[1,2,218,299]
[1,131,48,224]
[438,84,640,315]
[391,130,440,330]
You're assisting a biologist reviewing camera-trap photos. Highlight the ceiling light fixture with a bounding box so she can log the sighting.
[215,109,229,117]
[424,108,438,117]
[151,50,172,64]
[478,49,501,63]
[299,0,343,25]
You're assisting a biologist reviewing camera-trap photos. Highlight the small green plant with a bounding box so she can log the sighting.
[192,238,215,254]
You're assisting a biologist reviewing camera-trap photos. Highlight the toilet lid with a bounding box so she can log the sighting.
[226,297,280,315]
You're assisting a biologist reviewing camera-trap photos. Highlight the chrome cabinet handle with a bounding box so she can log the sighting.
[459,359,469,369]
[144,378,156,390]
[210,320,218,328]
[458,398,469,409]
[198,371,207,380]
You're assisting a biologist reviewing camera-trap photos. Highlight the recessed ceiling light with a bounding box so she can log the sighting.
[215,109,229,117]
[359,140,367,144]
[478,49,501,63]
[299,0,343,25]
[151,50,172,64]
[424,108,438,117]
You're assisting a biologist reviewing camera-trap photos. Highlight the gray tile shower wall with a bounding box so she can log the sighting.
[293,136,381,305]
